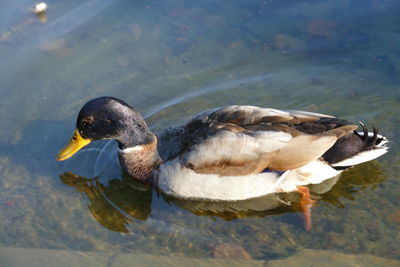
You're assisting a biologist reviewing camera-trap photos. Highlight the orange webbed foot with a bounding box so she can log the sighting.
[297,186,315,231]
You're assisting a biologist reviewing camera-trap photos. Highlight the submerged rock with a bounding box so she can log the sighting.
[128,23,142,43]
[202,15,226,29]
[273,34,305,51]
[38,39,72,58]
[213,243,252,260]
[306,19,336,37]
[115,56,130,68]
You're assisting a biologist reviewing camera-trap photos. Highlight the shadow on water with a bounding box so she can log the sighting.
[60,172,152,233]
[58,160,386,234]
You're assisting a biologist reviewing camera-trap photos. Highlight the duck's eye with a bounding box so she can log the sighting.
[82,116,95,124]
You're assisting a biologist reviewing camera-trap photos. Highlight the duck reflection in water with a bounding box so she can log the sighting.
[59,160,385,233]
[60,172,152,233]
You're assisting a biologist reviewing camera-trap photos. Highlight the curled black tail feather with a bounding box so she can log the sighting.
[353,123,382,147]
[323,123,382,165]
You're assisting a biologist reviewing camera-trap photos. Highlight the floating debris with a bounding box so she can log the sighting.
[32,2,48,23]
[32,2,48,14]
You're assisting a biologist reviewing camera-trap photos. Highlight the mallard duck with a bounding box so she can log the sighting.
[57,96,388,201]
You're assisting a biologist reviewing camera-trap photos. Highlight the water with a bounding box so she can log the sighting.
[0,0,399,262]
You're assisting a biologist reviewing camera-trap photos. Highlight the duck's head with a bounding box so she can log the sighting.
[57,96,154,161]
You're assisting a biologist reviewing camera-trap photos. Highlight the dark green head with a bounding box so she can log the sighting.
[57,96,154,161]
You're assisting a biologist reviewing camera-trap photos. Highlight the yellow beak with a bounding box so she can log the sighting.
[57,129,91,161]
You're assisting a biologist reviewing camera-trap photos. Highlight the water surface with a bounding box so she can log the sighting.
[0,0,399,262]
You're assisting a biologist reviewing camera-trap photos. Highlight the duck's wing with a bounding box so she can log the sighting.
[173,106,357,176]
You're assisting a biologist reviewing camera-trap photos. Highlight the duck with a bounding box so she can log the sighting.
[56,96,388,201]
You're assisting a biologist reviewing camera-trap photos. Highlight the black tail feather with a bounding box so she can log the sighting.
[323,123,381,165]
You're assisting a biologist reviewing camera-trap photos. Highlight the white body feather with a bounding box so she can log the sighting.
[157,159,340,201]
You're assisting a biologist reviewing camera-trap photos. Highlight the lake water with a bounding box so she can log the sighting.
[0,0,399,263]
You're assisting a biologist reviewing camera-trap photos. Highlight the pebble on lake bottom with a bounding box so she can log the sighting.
[128,23,142,43]
[212,243,252,260]
[38,39,72,58]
